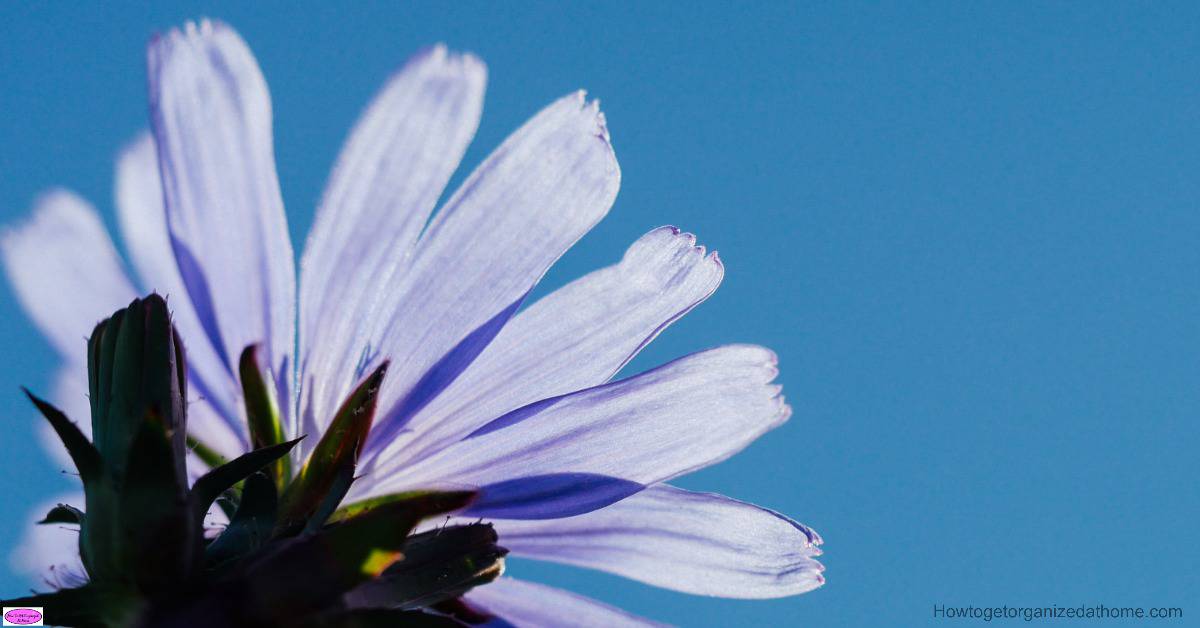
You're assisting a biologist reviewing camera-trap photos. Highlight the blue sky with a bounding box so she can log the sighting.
[1,2,1197,626]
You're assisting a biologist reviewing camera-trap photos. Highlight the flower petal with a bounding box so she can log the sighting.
[316,91,620,461]
[11,493,88,589]
[0,191,137,361]
[495,484,825,598]
[115,132,245,441]
[114,133,173,299]
[464,473,644,520]
[368,345,789,512]
[464,577,666,628]
[298,46,485,442]
[377,226,723,471]
[147,19,295,412]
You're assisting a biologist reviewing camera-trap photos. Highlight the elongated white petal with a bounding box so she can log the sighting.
[368,346,789,511]
[375,226,723,472]
[115,132,245,439]
[465,578,667,627]
[115,133,174,300]
[496,484,824,598]
[298,47,485,442]
[1,191,137,360]
[304,91,619,461]
[148,20,295,416]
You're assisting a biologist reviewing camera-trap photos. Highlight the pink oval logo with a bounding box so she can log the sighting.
[3,607,42,625]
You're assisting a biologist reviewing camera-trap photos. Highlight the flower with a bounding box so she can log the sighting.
[3,18,823,625]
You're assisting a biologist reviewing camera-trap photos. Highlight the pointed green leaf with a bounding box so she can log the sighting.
[38,503,84,525]
[277,362,388,532]
[25,389,101,484]
[191,437,304,526]
[239,344,290,488]
[28,387,120,581]
[206,471,278,568]
[302,463,357,535]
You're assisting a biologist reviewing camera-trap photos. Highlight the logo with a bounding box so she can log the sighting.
[2,607,42,626]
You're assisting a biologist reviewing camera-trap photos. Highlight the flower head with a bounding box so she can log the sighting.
[3,18,823,625]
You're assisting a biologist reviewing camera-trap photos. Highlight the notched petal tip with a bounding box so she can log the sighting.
[147,17,257,84]
[186,17,221,38]
[559,89,616,153]
[411,42,487,79]
[150,17,216,51]
[774,394,793,423]
[705,344,790,427]
[638,226,724,277]
[625,227,723,280]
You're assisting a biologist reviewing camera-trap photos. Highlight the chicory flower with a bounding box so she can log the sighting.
[3,19,823,625]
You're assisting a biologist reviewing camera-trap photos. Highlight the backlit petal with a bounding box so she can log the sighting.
[148,20,295,421]
[298,47,485,445]
[496,484,825,598]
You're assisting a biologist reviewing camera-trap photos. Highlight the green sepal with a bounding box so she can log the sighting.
[190,437,303,527]
[302,463,357,535]
[104,298,146,480]
[119,411,198,591]
[239,344,290,488]
[88,311,121,463]
[38,503,84,525]
[25,389,101,484]
[277,362,388,532]
[25,389,118,580]
[237,490,475,624]
[343,523,507,611]
[205,471,278,568]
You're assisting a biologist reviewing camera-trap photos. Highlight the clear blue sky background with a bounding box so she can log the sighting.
[1,3,1198,626]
